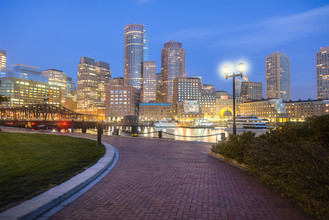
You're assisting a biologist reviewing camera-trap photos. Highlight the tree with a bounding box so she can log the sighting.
[0,95,9,104]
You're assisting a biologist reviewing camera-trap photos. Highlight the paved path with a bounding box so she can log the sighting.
[49,136,312,220]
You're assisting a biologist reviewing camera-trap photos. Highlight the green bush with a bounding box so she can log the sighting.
[211,115,329,218]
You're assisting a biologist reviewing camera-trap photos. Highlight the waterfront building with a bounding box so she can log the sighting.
[216,98,233,119]
[109,77,124,86]
[77,57,111,117]
[105,85,140,121]
[0,49,6,69]
[202,84,215,94]
[316,46,329,99]
[141,61,156,103]
[266,52,291,101]
[10,64,48,83]
[238,99,289,123]
[241,81,263,101]
[172,77,202,103]
[200,93,218,120]
[42,69,67,105]
[175,100,203,122]
[124,24,144,89]
[161,40,185,103]
[285,99,329,122]
[0,77,61,107]
[139,103,171,121]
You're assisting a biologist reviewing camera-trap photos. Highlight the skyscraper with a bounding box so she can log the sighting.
[124,24,144,90]
[241,81,263,101]
[43,69,68,105]
[0,49,6,69]
[142,61,156,103]
[77,57,111,116]
[316,46,329,99]
[266,52,291,101]
[161,40,185,103]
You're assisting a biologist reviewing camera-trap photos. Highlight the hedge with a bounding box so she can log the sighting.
[211,115,329,219]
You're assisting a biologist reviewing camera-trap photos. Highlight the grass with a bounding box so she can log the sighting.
[0,133,105,211]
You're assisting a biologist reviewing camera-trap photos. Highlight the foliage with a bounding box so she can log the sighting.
[0,133,105,211]
[0,95,10,104]
[211,115,329,218]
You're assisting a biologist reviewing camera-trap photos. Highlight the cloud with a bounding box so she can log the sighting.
[218,4,329,48]
[162,5,329,49]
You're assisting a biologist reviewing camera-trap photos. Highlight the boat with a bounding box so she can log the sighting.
[155,120,178,128]
[227,115,268,129]
[194,119,213,128]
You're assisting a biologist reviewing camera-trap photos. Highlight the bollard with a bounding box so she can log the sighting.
[158,130,162,138]
[97,123,103,147]
[220,133,226,142]
[81,120,86,134]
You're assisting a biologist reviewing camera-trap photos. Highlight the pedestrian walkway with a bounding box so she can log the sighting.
[50,136,312,220]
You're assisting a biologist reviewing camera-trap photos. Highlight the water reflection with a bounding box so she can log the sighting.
[76,126,269,143]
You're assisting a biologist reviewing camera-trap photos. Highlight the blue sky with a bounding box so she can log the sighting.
[1,0,329,100]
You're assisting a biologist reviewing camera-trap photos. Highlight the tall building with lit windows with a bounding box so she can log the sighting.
[0,77,61,107]
[77,57,111,116]
[105,85,140,121]
[161,41,185,103]
[316,46,329,99]
[141,61,156,103]
[0,49,6,69]
[124,24,144,89]
[42,69,67,105]
[266,52,291,101]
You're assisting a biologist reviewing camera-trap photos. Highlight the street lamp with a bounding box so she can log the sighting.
[224,63,245,135]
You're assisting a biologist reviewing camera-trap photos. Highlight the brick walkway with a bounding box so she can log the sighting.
[50,136,312,220]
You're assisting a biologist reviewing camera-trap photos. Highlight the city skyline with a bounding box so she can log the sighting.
[1,0,329,100]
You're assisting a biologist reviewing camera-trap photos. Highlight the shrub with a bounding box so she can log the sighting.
[211,115,329,218]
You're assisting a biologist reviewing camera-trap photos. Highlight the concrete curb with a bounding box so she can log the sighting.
[0,137,117,220]
[205,151,247,171]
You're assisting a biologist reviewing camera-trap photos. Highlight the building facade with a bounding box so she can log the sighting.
[316,46,329,99]
[141,61,156,103]
[285,99,329,121]
[139,103,171,121]
[202,84,215,94]
[238,99,289,123]
[10,64,48,83]
[105,85,140,121]
[0,77,61,107]
[0,49,6,70]
[266,52,291,101]
[172,77,202,103]
[156,72,162,103]
[124,24,144,90]
[42,69,67,105]
[77,57,111,116]
[241,81,263,101]
[109,77,124,86]
[161,40,185,103]
[65,77,77,110]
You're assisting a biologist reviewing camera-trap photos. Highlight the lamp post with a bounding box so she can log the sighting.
[224,63,245,135]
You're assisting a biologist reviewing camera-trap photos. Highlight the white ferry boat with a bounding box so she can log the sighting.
[227,115,268,129]
[155,120,178,128]
[194,119,213,128]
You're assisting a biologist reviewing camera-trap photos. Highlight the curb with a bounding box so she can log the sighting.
[205,151,247,171]
[0,138,117,220]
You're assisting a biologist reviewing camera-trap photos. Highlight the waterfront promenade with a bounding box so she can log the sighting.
[46,135,311,220]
